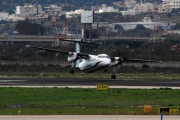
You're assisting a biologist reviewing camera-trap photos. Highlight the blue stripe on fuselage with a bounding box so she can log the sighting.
[82,61,103,72]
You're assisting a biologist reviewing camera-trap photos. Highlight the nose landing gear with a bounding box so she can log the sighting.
[104,68,108,72]
[69,62,75,74]
[70,69,74,74]
[111,66,117,79]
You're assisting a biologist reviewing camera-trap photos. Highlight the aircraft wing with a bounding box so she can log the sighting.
[122,58,156,63]
[32,46,89,57]
[110,57,157,68]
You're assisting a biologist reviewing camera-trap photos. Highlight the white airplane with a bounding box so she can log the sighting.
[32,40,155,79]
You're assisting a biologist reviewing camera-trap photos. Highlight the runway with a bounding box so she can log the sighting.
[0,77,180,89]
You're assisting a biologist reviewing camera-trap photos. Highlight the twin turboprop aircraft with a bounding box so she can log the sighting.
[32,40,155,79]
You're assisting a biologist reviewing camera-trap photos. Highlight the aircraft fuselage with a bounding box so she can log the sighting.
[78,54,111,73]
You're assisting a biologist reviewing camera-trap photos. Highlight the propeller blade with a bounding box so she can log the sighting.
[117,57,123,67]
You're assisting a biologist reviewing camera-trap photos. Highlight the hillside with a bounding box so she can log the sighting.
[0,0,123,14]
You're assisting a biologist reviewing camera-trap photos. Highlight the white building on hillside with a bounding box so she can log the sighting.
[66,9,84,18]
[44,4,62,15]
[125,0,137,9]
[134,2,154,14]
[158,3,172,13]
[0,12,8,20]
[162,0,180,9]
[158,0,180,13]
[120,9,136,15]
[16,3,43,16]
[0,12,24,21]
[95,4,118,13]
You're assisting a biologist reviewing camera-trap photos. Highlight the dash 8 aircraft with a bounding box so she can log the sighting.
[32,40,155,79]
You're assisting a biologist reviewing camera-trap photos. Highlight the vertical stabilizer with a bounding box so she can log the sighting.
[75,42,82,68]
[76,42,81,53]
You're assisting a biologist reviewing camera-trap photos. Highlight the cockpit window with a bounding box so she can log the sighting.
[98,55,110,58]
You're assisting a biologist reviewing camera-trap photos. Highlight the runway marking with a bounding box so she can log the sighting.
[0,85,179,89]
[0,80,26,82]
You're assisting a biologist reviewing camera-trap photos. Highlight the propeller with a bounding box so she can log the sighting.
[111,57,123,68]
[118,57,123,68]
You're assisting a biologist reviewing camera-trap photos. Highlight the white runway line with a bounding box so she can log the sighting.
[0,115,180,120]
[0,85,180,89]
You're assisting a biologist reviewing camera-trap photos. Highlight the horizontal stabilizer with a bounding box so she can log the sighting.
[31,46,89,58]
[58,39,100,45]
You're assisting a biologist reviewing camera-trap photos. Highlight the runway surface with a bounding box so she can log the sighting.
[0,77,180,88]
[0,115,179,120]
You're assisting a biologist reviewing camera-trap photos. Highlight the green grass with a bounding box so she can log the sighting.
[0,87,180,115]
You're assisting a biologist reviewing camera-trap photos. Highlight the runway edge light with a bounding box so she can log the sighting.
[18,110,21,115]
[143,105,152,114]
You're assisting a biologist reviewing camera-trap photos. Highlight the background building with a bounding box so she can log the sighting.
[134,2,154,14]
[125,0,137,9]
[66,9,84,18]
[162,0,180,9]
[95,4,119,13]
[120,9,136,15]
[0,12,9,20]
[0,12,24,21]
[16,3,43,16]
[44,4,62,15]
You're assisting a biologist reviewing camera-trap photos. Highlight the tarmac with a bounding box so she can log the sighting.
[0,77,180,88]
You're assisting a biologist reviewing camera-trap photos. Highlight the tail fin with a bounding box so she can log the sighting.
[75,42,81,53]
[75,42,82,68]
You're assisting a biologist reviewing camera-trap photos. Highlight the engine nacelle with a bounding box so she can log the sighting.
[114,57,120,60]
[115,57,122,65]
[110,57,122,67]
[68,52,78,62]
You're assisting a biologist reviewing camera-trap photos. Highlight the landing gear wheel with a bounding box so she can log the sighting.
[70,69,74,74]
[104,69,108,72]
[111,75,116,79]
[114,75,116,79]
[70,61,75,75]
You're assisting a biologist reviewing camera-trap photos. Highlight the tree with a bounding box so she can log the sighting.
[15,20,45,35]
[7,9,14,14]
[174,23,180,30]
[167,13,172,18]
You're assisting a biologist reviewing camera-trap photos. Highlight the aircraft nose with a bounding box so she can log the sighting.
[104,59,111,66]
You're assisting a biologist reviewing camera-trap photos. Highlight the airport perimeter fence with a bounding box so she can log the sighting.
[123,61,180,68]
[0,61,180,68]
[0,61,71,67]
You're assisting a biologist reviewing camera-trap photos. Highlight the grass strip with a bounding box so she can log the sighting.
[0,87,179,115]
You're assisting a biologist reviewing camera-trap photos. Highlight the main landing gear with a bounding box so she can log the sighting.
[111,66,116,79]
[69,69,74,74]
[104,68,108,72]
[69,62,75,74]
[111,74,116,79]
